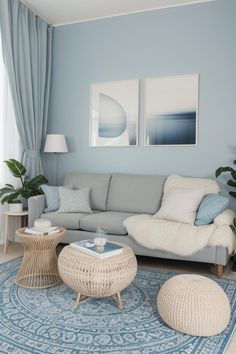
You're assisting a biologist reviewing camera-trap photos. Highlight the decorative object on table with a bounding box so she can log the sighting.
[1,265,236,354]
[157,274,231,336]
[58,243,137,309]
[70,240,123,259]
[44,134,68,185]
[144,74,198,146]
[15,227,65,288]
[7,200,23,213]
[34,218,52,231]
[93,226,108,251]
[0,159,47,211]
[90,80,139,147]
[3,210,28,254]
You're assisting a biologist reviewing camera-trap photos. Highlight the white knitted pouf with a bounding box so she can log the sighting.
[157,274,231,336]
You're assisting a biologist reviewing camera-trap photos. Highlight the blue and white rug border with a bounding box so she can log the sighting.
[1,256,236,353]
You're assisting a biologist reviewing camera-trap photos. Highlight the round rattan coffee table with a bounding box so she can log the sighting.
[58,243,137,309]
[15,227,65,289]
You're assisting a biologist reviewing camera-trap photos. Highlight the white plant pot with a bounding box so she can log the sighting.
[8,202,23,213]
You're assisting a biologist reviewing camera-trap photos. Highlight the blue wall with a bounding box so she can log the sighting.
[45,0,236,195]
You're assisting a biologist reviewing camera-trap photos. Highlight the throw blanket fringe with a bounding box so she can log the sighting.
[123,215,235,256]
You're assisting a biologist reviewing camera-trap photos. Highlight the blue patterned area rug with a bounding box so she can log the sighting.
[0,258,236,354]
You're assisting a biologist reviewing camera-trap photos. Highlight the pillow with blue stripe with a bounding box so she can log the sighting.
[195,193,230,226]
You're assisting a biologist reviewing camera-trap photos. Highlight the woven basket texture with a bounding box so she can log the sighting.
[58,244,137,297]
[157,274,231,336]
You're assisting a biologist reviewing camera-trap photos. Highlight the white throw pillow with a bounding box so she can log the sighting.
[154,187,205,225]
[58,187,92,213]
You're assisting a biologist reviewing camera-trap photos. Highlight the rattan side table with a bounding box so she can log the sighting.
[15,227,65,289]
[58,243,137,309]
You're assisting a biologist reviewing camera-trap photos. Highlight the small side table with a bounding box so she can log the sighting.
[3,210,28,254]
[15,227,65,289]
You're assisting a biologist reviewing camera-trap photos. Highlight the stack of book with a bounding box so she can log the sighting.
[25,227,60,236]
[70,240,123,259]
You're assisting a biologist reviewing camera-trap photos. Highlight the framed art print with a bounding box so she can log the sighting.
[144,74,199,146]
[90,80,139,147]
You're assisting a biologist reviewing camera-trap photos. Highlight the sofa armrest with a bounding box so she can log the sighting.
[214,209,235,227]
[28,195,46,227]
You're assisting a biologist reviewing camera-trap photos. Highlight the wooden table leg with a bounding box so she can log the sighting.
[112,292,123,309]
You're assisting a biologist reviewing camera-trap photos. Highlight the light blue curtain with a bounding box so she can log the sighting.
[0,0,52,178]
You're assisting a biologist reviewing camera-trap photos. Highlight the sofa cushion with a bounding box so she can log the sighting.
[63,172,111,211]
[41,212,88,230]
[107,173,166,214]
[80,211,135,235]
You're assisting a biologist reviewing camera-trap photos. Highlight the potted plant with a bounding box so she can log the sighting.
[216,160,236,269]
[0,159,48,212]
[215,160,236,198]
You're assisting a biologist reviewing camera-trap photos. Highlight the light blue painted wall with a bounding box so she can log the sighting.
[45,0,236,198]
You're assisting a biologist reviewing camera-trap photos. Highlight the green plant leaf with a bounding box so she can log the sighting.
[231,171,236,181]
[0,186,16,196]
[227,180,236,188]
[233,160,236,165]
[1,191,20,204]
[5,184,14,190]
[1,159,47,201]
[25,175,48,188]
[215,166,235,177]
[229,191,236,198]
[4,159,26,178]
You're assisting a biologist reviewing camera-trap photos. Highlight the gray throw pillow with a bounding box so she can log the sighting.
[58,187,92,213]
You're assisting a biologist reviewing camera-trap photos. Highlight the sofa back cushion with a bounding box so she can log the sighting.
[107,173,166,214]
[163,175,220,197]
[63,172,111,211]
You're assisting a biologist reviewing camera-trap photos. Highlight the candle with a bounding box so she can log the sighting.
[93,237,107,247]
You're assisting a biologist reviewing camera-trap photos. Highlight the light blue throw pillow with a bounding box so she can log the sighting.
[41,185,73,212]
[41,185,60,212]
[195,193,230,226]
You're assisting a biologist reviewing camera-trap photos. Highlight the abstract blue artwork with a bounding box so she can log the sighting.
[90,80,139,147]
[145,74,198,146]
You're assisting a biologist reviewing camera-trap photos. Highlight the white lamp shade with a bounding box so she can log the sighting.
[44,134,68,153]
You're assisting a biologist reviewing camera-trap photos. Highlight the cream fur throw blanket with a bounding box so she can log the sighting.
[123,214,236,256]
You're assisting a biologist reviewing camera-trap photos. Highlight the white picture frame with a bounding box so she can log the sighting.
[90,79,139,147]
[144,74,199,146]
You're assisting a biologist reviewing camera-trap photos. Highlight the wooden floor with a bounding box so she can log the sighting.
[1,241,236,353]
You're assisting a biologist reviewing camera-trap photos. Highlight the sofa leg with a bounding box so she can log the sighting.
[216,265,224,278]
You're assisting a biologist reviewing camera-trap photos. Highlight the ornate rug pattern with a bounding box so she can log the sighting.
[0,258,236,353]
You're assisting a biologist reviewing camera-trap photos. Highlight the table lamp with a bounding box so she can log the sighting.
[44,134,68,185]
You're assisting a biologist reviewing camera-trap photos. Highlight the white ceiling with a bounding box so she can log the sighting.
[22,0,215,26]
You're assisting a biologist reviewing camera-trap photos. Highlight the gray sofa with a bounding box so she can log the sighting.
[28,172,232,277]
